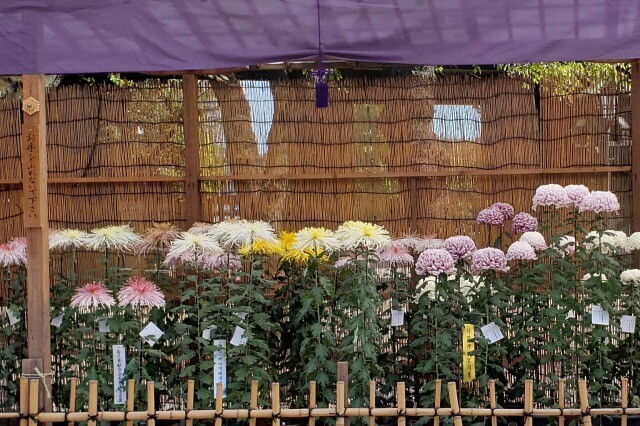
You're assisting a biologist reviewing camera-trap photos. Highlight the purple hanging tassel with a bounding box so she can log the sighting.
[315,80,329,108]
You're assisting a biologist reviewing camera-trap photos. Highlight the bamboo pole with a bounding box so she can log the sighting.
[621,378,628,426]
[489,380,497,426]
[19,378,28,426]
[397,382,406,426]
[558,379,565,426]
[338,362,349,426]
[272,383,281,426]
[369,381,376,426]
[309,381,316,426]
[28,380,39,426]
[215,382,223,426]
[186,380,195,426]
[524,380,533,426]
[250,380,258,426]
[337,381,346,426]
[447,382,463,426]
[147,382,156,426]
[125,380,135,426]
[68,378,77,426]
[88,381,98,426]
[578,380,592,426]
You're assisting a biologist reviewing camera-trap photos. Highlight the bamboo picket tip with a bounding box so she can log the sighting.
[524,380,533,426]
[337,381,346,426]
[369,381,376,426]
[558,378,565,426]
[250,380,258,426]
[621,378,629,426]
[88,380,97,426]
[489,380,497,426]
[147,381,156,426]
[186,380,195,426]
[447,382,463,426]
[272,382,281,426]
[19,378,27,426]
[397,382,406,426]
[125,380,135,426]
[434,379,441,426]
[215,382,223,426]
[309,381,316,426]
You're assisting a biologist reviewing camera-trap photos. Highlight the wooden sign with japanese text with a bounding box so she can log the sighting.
[21,124,44,227]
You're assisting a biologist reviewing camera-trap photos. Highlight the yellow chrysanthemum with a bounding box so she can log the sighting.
[278,231,296,251]
[281,249,311,266]
[239,240,284,256]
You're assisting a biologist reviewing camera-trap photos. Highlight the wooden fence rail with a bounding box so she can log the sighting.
[9,377,637,425]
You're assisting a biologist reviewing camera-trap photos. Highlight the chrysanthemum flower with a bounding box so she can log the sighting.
[578,191,620,214]
[628,232,640,251]
[0,239,27,267]
[278,231,296,250]
[293,227,339,252]
[281,249,312,266]
[581,273,607,283]
[187,222,214,234]
[239,240,284,256]
[554,235,576,256]
[443,236,476,261]
[564,185,590,206]
[532,184,570,211]
[511,212,538,234]
[70,281,115,312]
[476,207,505,226]
[520,232,547,251]
[49,229,90,250]
[210,220,278,249]
[118,276,165,309]
[412,237,444,252]
[471,248,509,273]
[584,230,627,254]
[621,269,640,284]
[335,221,391,250]
[506,241,537,261]
[167,232,223,261]
[136,223,181,255]
[86,225,142,252]
[335,255,356,268]
[377,243,414,265]
[200,252,242,271]
[491,203,515,220]
[415,249,456,276]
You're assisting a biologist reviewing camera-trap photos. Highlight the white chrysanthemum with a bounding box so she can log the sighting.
[167,232,222,259]
[621,269,640,284]
[212,220,278,249]
[627,232,640,251]
[49,229,90,250]
[413,238,444,252]
[334,221,391,250]
[86,225,141,252]
[460,276,483,297]
[293,227,339,252]
[553,235,576,256]
[584,230,627,254]
[581,273,608,282]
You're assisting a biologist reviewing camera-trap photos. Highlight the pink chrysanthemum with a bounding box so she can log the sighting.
[118,277,165,309]
[0,238,27,267]
[136,223,181,255]
[511,212,538,234]
[415,249,456,276]
[471,248,509,273]
[70,281,115,312]
[377,243,414,265]
[188,222,214,235]
[520,231,547,251]
[578,191,620,214]
[564,185,590,207]
[443,236,476,261]
[506,241,537,261]
[476,207,505,226]
[491,202,515,220]
[200,252,242,271]
[335,255,356,268]
[532,184,570,211]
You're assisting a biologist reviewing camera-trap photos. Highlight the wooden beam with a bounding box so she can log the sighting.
[632,61,640,232]
[182,74,202,227]
[20,74,52,411]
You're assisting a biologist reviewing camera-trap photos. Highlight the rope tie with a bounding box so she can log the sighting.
[368,407,374,417]
[63,410,70,423]
[397,408,406,416]
[123,411,129,421]
[622,408,627,416]
[248,408,253,419]
[214,410,223,420]
[271,411,281,420]
[524,410,533,418]
[27,414,38,423]
[18,414,29,420]
[452,411,461,417]
[582,407,591,417]
[433,408,439,417]
[337,408,347,418]
[147,413,159,421]
[490,408,496,417]
[87,414,99,422]
[558,408,564,417]
[183,409,191,420]
[23,368,53,399]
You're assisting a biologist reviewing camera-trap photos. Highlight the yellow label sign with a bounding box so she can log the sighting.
[462,324,476,383]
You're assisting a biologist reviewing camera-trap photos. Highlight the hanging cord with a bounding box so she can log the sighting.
[312,0,329,107]
[23,367,53,399]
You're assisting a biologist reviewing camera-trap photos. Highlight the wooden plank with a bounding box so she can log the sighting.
[21,75,52,412]
[632,61,640,232]
[410,177,418,232]
[182,74,202,227]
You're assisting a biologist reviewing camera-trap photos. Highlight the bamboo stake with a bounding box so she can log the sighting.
[28,380,38,426]
[397,382,406,426]
[489,380,497,426]
[250,380,259,426]
[88,381,98,426]
[147,381,156,426]
[309,381,316,426]
[447,382,463,426]
[68,378,77,426]
[215,382,223,426]
[524,380,533,426]
[19,378,28,426]
[558,379,565,426]
[434,379,442,426]
[621,378,628,426]
[369,381,376,426]
[337,381,345,426]
[272,383,281,426]
[126,380,135,426]
[578,380,592,426]
[186,380,195,426]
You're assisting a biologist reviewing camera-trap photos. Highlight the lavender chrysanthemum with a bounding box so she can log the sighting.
[443,236,476,261]
[511,212,538,234]
[476,207,505,226]
[491,202,515,220]
[506,241,536,261]
[520,232,547,251]
[564,185,590,206]
[377,243,414,265]
[200,252,242,271]
[578,191,620,214]
[532,184,570,211]
[70,281,115,312]
[415,249,456,276]
[471,248,509,273]
[118,277,165,309]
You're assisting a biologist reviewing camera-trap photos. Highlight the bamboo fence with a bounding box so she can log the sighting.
[8,377,640,426]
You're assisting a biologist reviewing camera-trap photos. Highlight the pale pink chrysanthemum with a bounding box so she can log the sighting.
[377,243,414,265]
[187,222,214,235]
[564,185,590,207]
[506,241,537,261]
[443,236,476,261]
[136,223,181,255]
[163,250,196,267]
[491,202,515,220]
[476,207,505,226]
[335,255,355,268]
[520,231,547,251]
[415,249,456,276]
[70,281,115,312]
[0,239,27,267]
[471,248,509,273]
[413,237,444,252]
[511,212,538,234]
[200,252,242,271]
[532,184,571,211]
[118,277,165,309]
[578,191,620,214]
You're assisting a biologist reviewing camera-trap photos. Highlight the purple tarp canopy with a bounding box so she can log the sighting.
[2,0,640,75]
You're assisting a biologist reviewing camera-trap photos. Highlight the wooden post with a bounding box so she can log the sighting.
[182,74,202,227]
[337,362,349,426]
[21,74,52,412]
[410,177,418,232]
[632,61,640,232]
